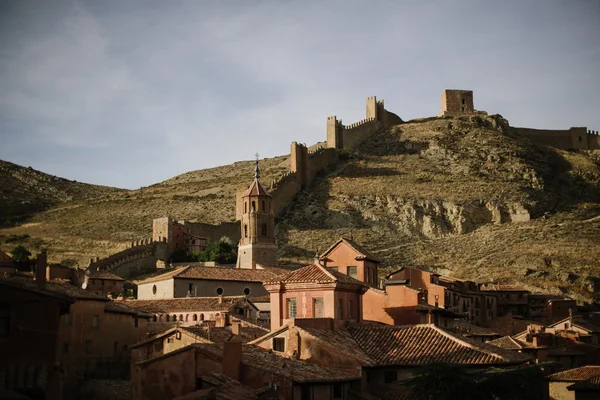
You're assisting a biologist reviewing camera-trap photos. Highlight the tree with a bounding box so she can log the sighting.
[11,245,31,263]
[402,364,547,400]
[195,237,237,264]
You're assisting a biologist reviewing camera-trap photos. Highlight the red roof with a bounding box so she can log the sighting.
[242,179,270,197]
[264,263,367,288]
[320,237,380,263]
[549,366,600,382]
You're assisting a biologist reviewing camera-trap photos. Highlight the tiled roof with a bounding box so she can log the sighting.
[296,326,376,367]
[320,237,380,263]
[481,284,529,292]
[182,326,238,343]
[487,336,524,350]
[195,344,361,383]
[248,295,270,303]
[569,375,600,391]
[89,270,124,281]
[264,263,367,288]
[137,265,288,284]
[347,324,531,366]
[242,178,271,197]
[104,301,150,317]
[118,296,246,313]
[549,366,600,382]
[0,278,75,303]
[0,249,13,263]
[3,277,108,301]
[173,372,260,400]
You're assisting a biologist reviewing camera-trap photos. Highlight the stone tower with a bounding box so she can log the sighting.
[439,89,475,116]
[236,158,278,269]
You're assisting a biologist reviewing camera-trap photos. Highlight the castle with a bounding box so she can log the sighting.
[87,89,597,275]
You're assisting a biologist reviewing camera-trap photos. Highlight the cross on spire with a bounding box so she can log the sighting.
[254,153,260,179]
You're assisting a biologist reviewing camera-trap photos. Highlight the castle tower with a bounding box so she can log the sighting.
[236,158,278,269]
[440,90,475,116]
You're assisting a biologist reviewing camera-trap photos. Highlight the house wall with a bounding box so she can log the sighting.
[549,382,575,400]
[133,347,197,400]
[86,278,124,295]
[137,278,175,299]
[173,278,268,298]
[322,243,378,287]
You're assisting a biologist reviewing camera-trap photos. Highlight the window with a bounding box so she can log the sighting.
[65,312,72,325]
[273,337,285,352]
[262,200,266,212]
[252,201,256,211]
[337,299,344,319]
[333,383,343,399]
[329,266,338,272]
[384,370,397,383]
[462,98,465,105]
[287,299,297,318]
[348,299,354,319]
[114,341,118,355]
[347,266,357,279]
[366,370,372,383]
[101,279,105,286]
[188,283,193,293]
[261,223,267,236]
[193,314,198,321]
[216,287,224,295]
[199,313,204,321]
[179,314,183,321]
[192,239,195,245]
[135,317,139,328]
[244,202,247,213]
[244,288,251,295]
[92,315,99,328]
[301,385,311,400]
[579,136,582,142]
[152,285,157,295]
[244,225,248,238]
[313,298,324,318]
[166,315,170,322]
[85,340,93,355]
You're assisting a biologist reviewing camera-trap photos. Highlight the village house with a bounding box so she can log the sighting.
[0,253,150,399]
[262,263,369,331]
[0,249,14,277]
[548,365,600,400]
[481,284,531,317]
[134,264,288,300]
[131,341,360,400]
[366,266,498,326]
[84,269,126,296]
[319,237,381,288]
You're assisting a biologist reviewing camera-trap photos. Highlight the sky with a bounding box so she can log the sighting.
[0,0,599,189]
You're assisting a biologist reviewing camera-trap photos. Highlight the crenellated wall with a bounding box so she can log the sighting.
[87,240,168,277]
[512,126,600,150]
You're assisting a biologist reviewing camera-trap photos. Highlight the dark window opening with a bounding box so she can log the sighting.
[252,201,256,211]
[261,223,267,236]
[188,283,193,293]
[313,298,324,318]
[244,202,247,214]
[384,370,397,383]
[152,285,157,295]
[273,337,285,352]
[193,314,198,321]
[333,383,343,399]
[244,288,251,295]
[301,385,311,400]
[262,200,265,211]
[216,288,224,295]
[92,315,99,328]
[85,340,93,355]
[135,317,139,328]
[579,136,582,142]
[337,299,344,319]
[244,225,248,238]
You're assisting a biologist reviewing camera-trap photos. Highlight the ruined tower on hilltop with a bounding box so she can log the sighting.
[236,157,278,269]
[439,89,475,116]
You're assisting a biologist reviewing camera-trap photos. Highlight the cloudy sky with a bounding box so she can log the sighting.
[0,0,598,189]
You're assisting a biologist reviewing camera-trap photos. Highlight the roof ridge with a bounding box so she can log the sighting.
[318,263,339,281]
[430,325,508,362]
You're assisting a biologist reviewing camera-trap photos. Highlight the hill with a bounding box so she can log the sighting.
[1,115,599,302]
[0,160,123,225]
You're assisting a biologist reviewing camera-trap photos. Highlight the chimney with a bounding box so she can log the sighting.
[231,321,241,335]
[223,341,242,381]
[36,252,48,289]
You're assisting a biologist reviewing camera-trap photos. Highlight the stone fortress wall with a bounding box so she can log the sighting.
[512,126,600,151]
[235,96,403,220]
[87,239,168,277]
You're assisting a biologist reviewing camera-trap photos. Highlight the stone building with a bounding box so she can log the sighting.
[319,237,380,288]
[85,269,125,296]
[135,265,288,300]
[439,89,476,116]
[236,159,278,269]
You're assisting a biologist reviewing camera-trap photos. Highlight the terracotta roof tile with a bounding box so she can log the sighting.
[242,179,271,197]
[118,296,246,313]
[195,344,361,383]
[105,301,150,317]
[173,372,260,400]
[320,238,380,263]
[487,336,524,350]
[5,277,108,301]
[137,265,288,285]
[549,366,600,382]
[569,374,600,391]
[347,324,531,366]
[264,263,367,288]
[89,270,124,281]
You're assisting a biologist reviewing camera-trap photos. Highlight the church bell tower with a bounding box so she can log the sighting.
[236,157,277,269]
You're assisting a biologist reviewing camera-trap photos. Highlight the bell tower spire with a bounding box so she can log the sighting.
[236,156,278,269]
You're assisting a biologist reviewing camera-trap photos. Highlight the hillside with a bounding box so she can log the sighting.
[0,156,289,264]
[1,115,599,302]
[275,115,600,302]
[0,160,123,225]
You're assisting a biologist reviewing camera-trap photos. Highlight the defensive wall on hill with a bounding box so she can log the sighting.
[87,239,168,277]
[512,127,600,151]
[234,96,404,220]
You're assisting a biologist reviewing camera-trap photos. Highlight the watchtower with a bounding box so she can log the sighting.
[440,90,474,116]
